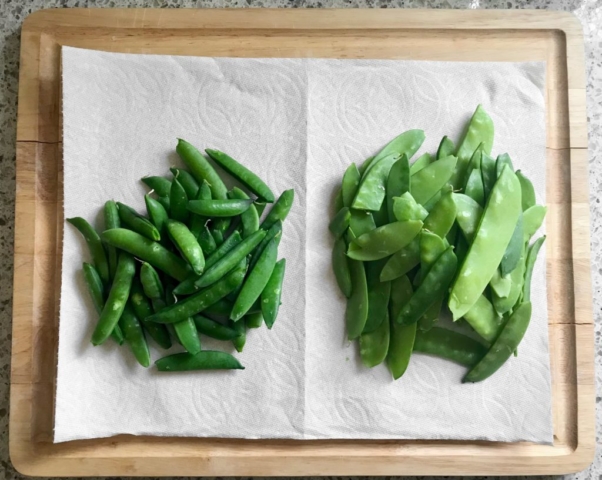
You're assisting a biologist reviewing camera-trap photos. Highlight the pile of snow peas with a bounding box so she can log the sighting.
[68,139,293,371]
[331,105,546,382]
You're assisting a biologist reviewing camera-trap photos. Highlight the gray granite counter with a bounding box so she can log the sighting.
[0,0,600,478]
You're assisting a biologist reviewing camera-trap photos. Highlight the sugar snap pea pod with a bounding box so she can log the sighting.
[229,187,259,239]
[144,194,171,249]
[347,220,422,261]
[480,152,497,199]
[463,294,502,343]
[464,144,483,177]
[358,156,375,176]
[156,350,244,372]
[189,180,212,239]
[414,327,487,367]
[493,250,526,315]
[170,167,199,199]
[417,298,443,332]
[101,229,191,282]
[193,315,241,340]
[203,298,235,317]
[116,202,161,242]
[329,207,350,238]
[379,239,420,282]
[169,177,190,223]
[205,230,244,270]
[249,222,281,271]
[91,252,136,345]
[196,225,217,257]
[522,205,547,242]
[516,170,536,211]
[173,317,202,354]
[496,153,514,178]
[157,196,171,212]
[245,311,264,329]
[367,130,425,175]
[523,236,546,303]
[142,176,172,197]
[464,301,532,382]
[67,217,110,286]
[129,278,172,349]
[352,153,400,211]
[332,237,352,298]
[140,262,164,300]
[409,153,432,176]
[176,139,227,199]
[346,259,369,340]
[188,199,253,217]
[349,210,376,237]
[195,230,266,289]
[410,155,457,206]
[359,310,390,368]
[362,280,391,334]
[423,185,456,239]
[393,192,428,222]
[82,262,124,344]
[230,319,246,352]
[500,213,523,276]
[386,155,410,222]
[342,163,361,208]
[464,168,485,206]
[166,220,205,275]
[437,135,455,160]
[119,303,151,367]
[254,201,267,217]
[211,228,224,246]
[453,193,482,242]
[490,269,511,298]
[386,275,416,379]
[261,189,294,230]
[231,233,280,321]
[261,258,286,329]
[397,246,457,326]
[103,200,121,280]
[450,104,494,189]
[449,165,522,320]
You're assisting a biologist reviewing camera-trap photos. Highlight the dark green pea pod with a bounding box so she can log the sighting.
[329,207,350,238]
[409,153,432,176]
[173,317,202,355]
[119,303,151,368]
[211,228,224,246]
[500,213,523,276]
[156,350,244,372]
[348,210,376,237]
[142,176,172,197]
[417,297,443,332]
[170,177,190,223]
[392,192,428,222]
[386,155,410,222]
[361,280,391,334]
[202,298,234,318]
[342,163,361,208]
[346,259,369,340]
[463,294,502,343]
[206,230,244,269]
[423,185,456,239]
[229,187,259,239]
[410,155,457,206]
[261,258,286,329]
[144,194,170,247]
[188,199,253,217]
[167,220,205,275]
[516,170,536,211]
[523,235,546,303]
[359,310,390,368]
[245,311,264,329]
[436,135,455,160]
[67,217,110,286]
[352,153,400,211]
[261,189,295,230]
[170,167,199,199]
[332,237,352,298]
[347,220,422,261]
[464,168,485,206]
[419,230,447,268]
[496,153,514,178]
[254,201,267,217]
[157,195,171,212]
[197,225,217,257]
[372,198,389,228]
[249,221,281,271]
[334,189,344,212]
[230,319,246,352]
[366,129,425,176]
[189,180,212,239]
[116,202,161,242]
[140,262,164,300]
[379,239,420,282]
[386,275,415,379]
[480,152,497,199]
[176,139,228,199]
[103,200,120,280]
[414,327,487,368]
[194,315,241,340]
[129,278,171,349]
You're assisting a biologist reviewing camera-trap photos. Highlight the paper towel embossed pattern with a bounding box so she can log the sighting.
[58,46,552,444]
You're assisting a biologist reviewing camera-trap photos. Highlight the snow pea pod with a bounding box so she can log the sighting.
[362,280,391,334]
[188,199,253,217]
[366,129,425,175]
[410,155,457,206]
[67,217,110,286]
[393,192,428,222]
[379,239,420,282]
[261,258,286,329]
[500,213,523,276]
[464,168,485,206]
[423,185,456,239]
[480,152,497,199]
[156,351,244,372]
[352,153,400,211]
[347,220,422,261]
[229,187,259,239]
[129,278,172,349]
[194,315,241,340]
[167,220,205,275]
[496,153,514,178]
[386,155,410,222]
[464,301,532,382]
[334,189,344,212]
[342,163,361,208]
[170,167,199,199]
[386,275,415,379]
[409,153,432,176]
[448,165,521,320]
[169,176,190,223]
[142,176,172,197]
[523,236,546,303]
[490,269,511,298]
[359,310,390,367]
[437,136,455,160]
[262,189,294,230]
[332,237,352,298]
[349,210,376,237]
[416,231,447,331]
[453,193,482,241]
[463,294,501,343]
[358,156,375,176]
[523,205,547,242]
[104,200,120,280]
[372,198,389,227]
[493,248,526,315]
[176,139,228,199]
[414,327,487,367]
[119,303,151,367]
[116,202,161,241]
[516,170,536,211]
[346,259,369,340]
[144,195,170,247]
[329,207,351,238]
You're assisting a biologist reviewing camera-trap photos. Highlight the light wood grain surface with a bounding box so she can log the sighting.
[11,8,594,476]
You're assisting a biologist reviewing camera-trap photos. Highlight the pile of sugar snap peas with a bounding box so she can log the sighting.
[68,139,294,371]
[331,105,546,383]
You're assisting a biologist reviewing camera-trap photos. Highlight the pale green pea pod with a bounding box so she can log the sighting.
[516,170,536,211]
[409,153,432,176]
[393,192,429,222]
[493,246,526,316]
[364,129,425,177]
[352,153,400,211]
[480,152,497,199]
[422,185,456,239]
[359,310,390,368]
[410,155,457,206]
[453,193,483,242]
[463,294,502,343]
[496,153,514,178]
[523,205,547,242]
[347,220,423,262]
[379,239,420,282]
[436,136,455,160]
[464,168,485,206]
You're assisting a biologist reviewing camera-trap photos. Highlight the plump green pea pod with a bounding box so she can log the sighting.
[129,278,172,349]
[523,236,546,303]
[347,220,422,261]
[195,225,216,257]
[261,258,286,329]
[329,207,350,238]
[464,301,532,382]
[451,104,494,189]
[176,139,227,199]
[193,315,241,340]
[516,170,536,211]
[166,220,205,275]
[188,199,253,218]
[493,248,526,315]
[393,192,428,222]
[101,229,191,282]
[202,298,234,318]
[359,310,390,368]
[156,350,244,372]
[342,163,361,208]
[346,259,368,340]
[170,177,190,223]
[82,262,124,344]
[464,168,485,206]
[358,156,376,176]
[366,130,425,176]
[423,185,456,239]
[119,303,151,367]
[140,262,164,300]
[352,153,400,211]
[91,253,136,345]
[362,280,391,334]
[332,237,352,298]
[189,180,212,239]
[496,153,514,178]
[231,233,280,321]
[147,262,247,324]
[205,148,275,202]
[229,187,259,239]
[142,176,172,197]
[449,165,522,320]
[230,319,246,352]
[157,196,171,212]
[261,189,295,230]
[379,239,420,282]
[386,155,410,222]
[173,317,202,354]
[104,200,120,280]
[195,230,266,289]
[245,311,264,329]
[397,246,457,326]
[255,201,267,217]
[67,217,110,286]
[463,294,502,343]
[170,167,199,199]
[480,152,497,199]
[249,222,281,271]
[437,136,455,160]
[453,193,482,242]
[144,194,170,248]
[349,210,376,237]
[116,202,161,241]
[523,205,547,242]
[414,327,487,367]
[500,213,523,276]
[409,153,432,176]
[410,155,457,206]
[386,275,415,379]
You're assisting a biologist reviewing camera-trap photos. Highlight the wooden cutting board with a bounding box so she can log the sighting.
[11,8,594,476]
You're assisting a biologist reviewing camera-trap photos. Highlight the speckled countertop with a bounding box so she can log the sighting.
[0,0,600,479]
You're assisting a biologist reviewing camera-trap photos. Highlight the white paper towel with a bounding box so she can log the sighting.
[57,46,552,444]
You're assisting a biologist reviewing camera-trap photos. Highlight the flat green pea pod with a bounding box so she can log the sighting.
[379,239,420,282]
[261,258,286,329]
[67,217,110,286]
[523,236,546,303]
[342,163,361,208]
[170,167,199,199]
[116,202,161,242]
[332,237,352,298]
[489,269,511,298]
[448,165,521,320]
[393,193,428,222]
[352,153,400,211]
[523,205,547,242]
[463,294,502,343]
[194,315,241,340]
[480,152,497,199]
[416,231,447,331]
[496,153,514,178]
[365,129,425,177]
[464,301,532,382]
[349,210,376,237]
[189,180,212,240]
[173,317,202,355]
[144,195,170,247]
[91,252,136,345]
[493,248,526,316]
[167,220,205,275]
[500,213,523,276]
[176,139,228,199]
[450,104,494,189]
[464,168,485,206]
[334,189,344,212]
[386,155,410,222]
[140,262,164,300]
[119,303,151,367]
[347,220,422,261]
[372,193,390,227]
[142,176,172,197]
[329,207,350,238]
[418,299,443,332]
[156,350,244,372]
[82,262,124,345]
[129,278,172,349]
[410,155,457,206]
[229,187,259,239]
[409,153,433,176]
[453,193,483,242]
[262,189,294,230]
[423,185,456,239]
[436,136,455,160]
[358,156,375,176]
[103,200,121,280]
[386,275,416,379]
[188,199,253,218]
[346,259,369,340]
[414,327,487,367]
[101,229,191,282]
[362,280,391,334]
[230,319,246,352]
[250,221,282,271]
[359,310,390,367]
[397,246,457,326]
[245,311,264,329]
[516,170,536,211]
[464,144,483,176]
[169,177,190,224]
